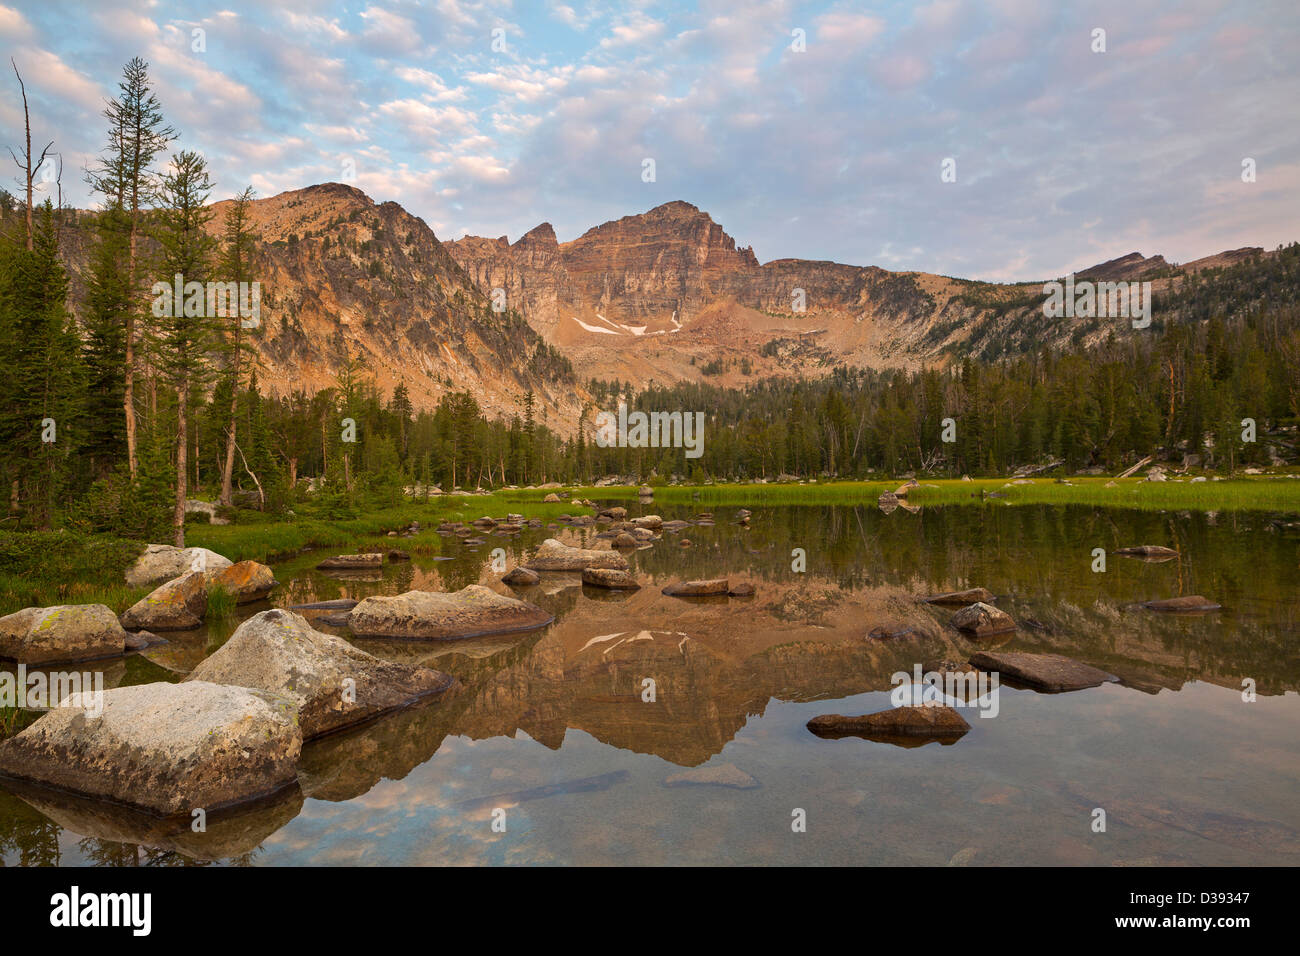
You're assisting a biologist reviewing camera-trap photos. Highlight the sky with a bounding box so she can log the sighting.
[1,0,1297,282]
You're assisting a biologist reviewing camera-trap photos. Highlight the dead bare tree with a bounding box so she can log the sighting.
[8,59,54,251]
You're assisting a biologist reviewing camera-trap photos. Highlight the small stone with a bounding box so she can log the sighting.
[949,602,1016,636]
[663,579,729,597]
[807,705,971,740]
[581,568,641,590]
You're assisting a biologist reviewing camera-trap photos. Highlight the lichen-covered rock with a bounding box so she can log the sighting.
[185,609,454,739]
[0,604,129,665]
[204,560,275,604]
[119,571,208,632]
[348,585,554,640]
[125,544,232,588]
[0,681,301,816]
[524,538,628,571]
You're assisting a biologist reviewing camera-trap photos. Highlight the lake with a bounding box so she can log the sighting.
[3,500,1298,865]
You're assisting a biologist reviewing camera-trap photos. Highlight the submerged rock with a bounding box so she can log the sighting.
[663,579,730,597]
[807,705,971,740]
[288,599,359,611]
[525,538,628,571]
[186,609,454,740]
[969,651,1117,692]
[613,531,639,549]
[316,553,383,570]
[348,585,554,640]
[0,681,301,816]
[124,630,166,651]
[728,582,756,597]
[125,544,232,588]
[664,762,760,790]
[1143,595,1221,612]
[120,571,208,632]
[0,604,130,665]
[867,621,916,640]
[581,568,641,590]
[924,587,996,606]
[949,601,1016,636]
[502,567,541,587]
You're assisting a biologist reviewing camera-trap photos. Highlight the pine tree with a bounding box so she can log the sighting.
[150,150,215,546]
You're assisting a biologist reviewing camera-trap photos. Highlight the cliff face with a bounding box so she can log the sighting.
[448,200,1277,390]
[447,200,990,387]
[59,183,582,426]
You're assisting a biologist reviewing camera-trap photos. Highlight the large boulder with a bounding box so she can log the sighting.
[969,651,1117,692]
[524,538,628,571]
[348,585,554,640]
[204,560,275,604]
[0,681,301,816]
[125,544,232,588]
[0,604,129,665]
[924,587,995,606]
[949,601,1016,636]
[543,493,562,502]
[119,571,208,631]
[807,705,971,740]
[185,609,455,740]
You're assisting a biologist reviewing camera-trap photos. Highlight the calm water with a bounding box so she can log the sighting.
[3,502,1299,865]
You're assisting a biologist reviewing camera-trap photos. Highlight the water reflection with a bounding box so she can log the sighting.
[3,502,1298,865]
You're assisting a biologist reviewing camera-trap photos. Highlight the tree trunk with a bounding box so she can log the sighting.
[219,381,238,505]
[173,377,188,547]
